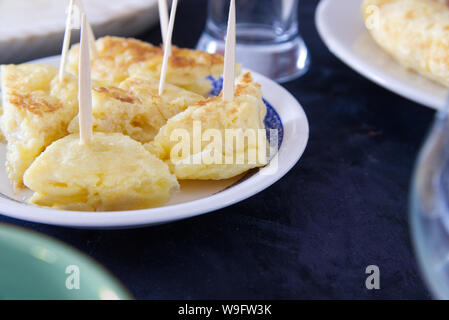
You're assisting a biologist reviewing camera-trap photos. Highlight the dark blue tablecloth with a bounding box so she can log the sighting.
[0,0,433,299]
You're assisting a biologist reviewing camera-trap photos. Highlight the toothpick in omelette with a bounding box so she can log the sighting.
[67,76,205,143]
[66,36,236,96]
[146,0,268,180]
[146,72,268,180]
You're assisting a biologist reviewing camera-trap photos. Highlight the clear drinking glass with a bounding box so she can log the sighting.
[196,0,310,83]
[411,100,449,299]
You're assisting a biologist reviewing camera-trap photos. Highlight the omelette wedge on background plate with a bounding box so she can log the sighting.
[362,0,449,87]
[316,0,449,110]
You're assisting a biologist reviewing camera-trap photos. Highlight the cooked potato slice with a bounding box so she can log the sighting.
[363,0,449,86]
[68,76,204,143]
[146,72,268,180]
[24,132,179,211]
[0,64,78,190]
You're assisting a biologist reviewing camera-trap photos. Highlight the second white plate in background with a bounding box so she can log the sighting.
[316,0,447,110]
[0,0,161,64]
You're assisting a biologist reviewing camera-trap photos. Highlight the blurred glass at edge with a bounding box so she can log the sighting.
[196,0,310,83]
[411,99,449,299]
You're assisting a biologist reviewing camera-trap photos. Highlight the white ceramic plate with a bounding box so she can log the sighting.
[0,0,161,64]
[316,0,448,110]
[0,55,309,229]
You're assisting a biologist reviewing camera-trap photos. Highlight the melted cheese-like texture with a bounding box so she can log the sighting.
[68,76,204,143]
[146,72,268,180]
[67,36,230,96]
[0,64,78,190]
[363,0,449,86]
[24,132,179,211]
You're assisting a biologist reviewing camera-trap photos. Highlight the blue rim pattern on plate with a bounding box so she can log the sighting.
[207,75,284,149]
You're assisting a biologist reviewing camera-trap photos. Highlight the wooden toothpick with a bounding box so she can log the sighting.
[59,0,97,81]
[222,0,236,102]
[78,13,93,144]
[158,0,169,52]
[76,0,97,58]
[59,0,76,81]
[159,0,178,96]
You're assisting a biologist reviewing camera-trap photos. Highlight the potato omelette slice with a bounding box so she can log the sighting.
[67,76,205,143]
[23,132,179,211]
[0,64,78,191]
[128,46,229,97]
[363,0,449,86]
[145,72,268,180]
[67,36,231,96]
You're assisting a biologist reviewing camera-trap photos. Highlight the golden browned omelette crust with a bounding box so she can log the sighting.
[0,64,79,190]
[67,36,161,83]
[67,75,204,143]
[93,86,141,104]
[94,36,225,71]
[169,47,224,69]
[67,36,228,95]
[2,67,62,116]
[8,93,62,116]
